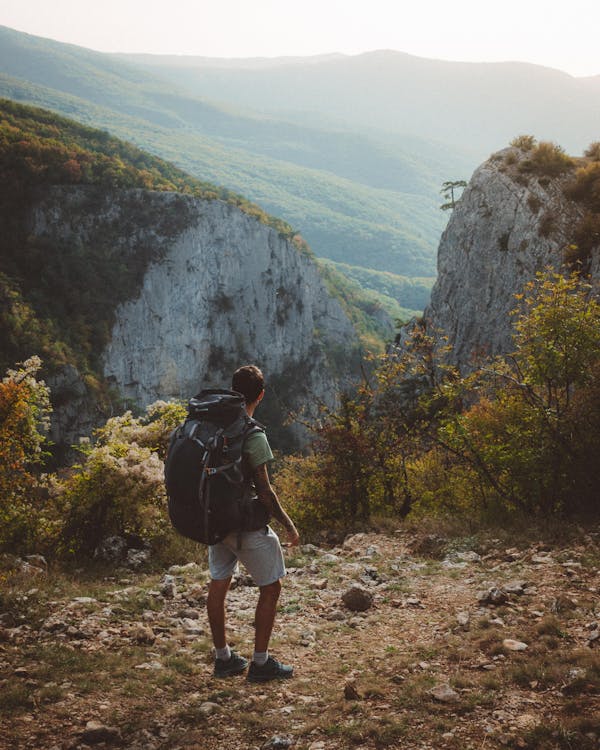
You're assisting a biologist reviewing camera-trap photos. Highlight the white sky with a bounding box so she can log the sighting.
[1,0,599,77]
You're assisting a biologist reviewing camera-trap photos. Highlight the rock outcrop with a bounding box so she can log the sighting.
[423,147,594,370]
[29,187,362,449]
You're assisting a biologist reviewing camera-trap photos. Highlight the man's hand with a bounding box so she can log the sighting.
[286,526,300,547]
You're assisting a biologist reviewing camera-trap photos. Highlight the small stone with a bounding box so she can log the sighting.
[344,680,361,700]
[94,536,127,563]
[72,597,97,606]
[313,579,328,590]
[503,639,528,651]
[325,609,347,621]
[405,596,422,607]
[186,584,205,603]
[180,618,204,635]
[321,553,339,564]
[199,701,220,717]
[134,661,163,670]
[456,551,481,562]
[341,585,373,612]
[14,667,29,678]
[177,608,201,620]
[531,555,554,564]
[82,720,122,745]
[430,684,460,703]
[262,736,294,749]
[515,714,538,731]
[126,548,150,570]
[552,595,577,612]
[131,625,155,644]
[308,742,326,750]
[456,611,470,627]
[477,587,509,606]
[160,575,177,599]
[168,562,200,574]
[503,581,526,595]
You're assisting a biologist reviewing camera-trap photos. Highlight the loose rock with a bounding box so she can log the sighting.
[503,639,528,651]
[82,720,122,745]
[160,575,177,599]
[430,684,460,703]
[341,585,373,612]
[477,587,509,606]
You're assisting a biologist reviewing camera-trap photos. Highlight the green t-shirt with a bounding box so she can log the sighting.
[243,430,274,472]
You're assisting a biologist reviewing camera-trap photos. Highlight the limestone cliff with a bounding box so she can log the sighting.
[29,187,362,450]
[423,146,595,370]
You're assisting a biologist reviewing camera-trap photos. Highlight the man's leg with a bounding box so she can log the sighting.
[207,577,231,649]
[254,579,282,653]
[207,576,248,677]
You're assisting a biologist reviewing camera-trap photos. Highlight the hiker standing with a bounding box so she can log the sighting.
[206,365,300,682]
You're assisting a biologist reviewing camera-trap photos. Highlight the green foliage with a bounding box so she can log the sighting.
[0,356,53,553]
[519,142,575,178]
[55,400,186,558]
[432,271,600,517]
[0,97,295,233]
[278,271,600,533]
[277,325,455,533]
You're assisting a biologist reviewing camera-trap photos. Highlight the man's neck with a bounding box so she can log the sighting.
[245,401,258,418]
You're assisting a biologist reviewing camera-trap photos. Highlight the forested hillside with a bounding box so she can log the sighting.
[0,98,296,378]
[0,25,463,285]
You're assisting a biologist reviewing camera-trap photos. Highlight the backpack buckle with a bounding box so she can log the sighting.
[205,468,218,476]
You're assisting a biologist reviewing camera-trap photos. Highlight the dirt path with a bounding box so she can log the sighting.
[1,528,599,749]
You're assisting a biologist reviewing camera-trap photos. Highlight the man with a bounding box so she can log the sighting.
[206,365,300,682]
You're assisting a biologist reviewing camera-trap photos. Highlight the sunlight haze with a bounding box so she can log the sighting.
[1,0,599,76]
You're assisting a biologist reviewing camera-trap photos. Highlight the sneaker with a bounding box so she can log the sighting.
[214,650,248,677]
[247,656,294,683]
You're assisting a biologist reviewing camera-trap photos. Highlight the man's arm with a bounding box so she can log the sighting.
[254,463,300,546]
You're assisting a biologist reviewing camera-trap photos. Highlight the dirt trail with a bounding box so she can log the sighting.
[1,529,599,749]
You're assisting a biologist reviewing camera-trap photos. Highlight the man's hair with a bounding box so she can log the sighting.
[232,365,264,404]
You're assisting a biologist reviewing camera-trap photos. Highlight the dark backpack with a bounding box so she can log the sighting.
[164,389,269,545]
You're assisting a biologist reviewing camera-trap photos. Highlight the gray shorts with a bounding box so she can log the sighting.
[208,526,286,587]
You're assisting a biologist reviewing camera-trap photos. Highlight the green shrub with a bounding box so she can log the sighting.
[55,400,186,558]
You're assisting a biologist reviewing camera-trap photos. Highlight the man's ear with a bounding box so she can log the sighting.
[257,389,265,403]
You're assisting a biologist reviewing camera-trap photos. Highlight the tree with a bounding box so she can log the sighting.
[440,180,467,211]
[436,270,600,516]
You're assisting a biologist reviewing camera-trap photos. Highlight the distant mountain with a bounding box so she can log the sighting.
[0,26,475,278]
[122,50,600,159]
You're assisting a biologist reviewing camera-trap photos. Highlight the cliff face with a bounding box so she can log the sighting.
[29,187,360,449]
[423,147,593,370]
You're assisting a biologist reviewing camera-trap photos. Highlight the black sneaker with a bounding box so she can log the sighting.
[214,650,248,677]
[247,656,294,683]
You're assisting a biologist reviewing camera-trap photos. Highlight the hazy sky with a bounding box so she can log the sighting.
[1,0,599,76]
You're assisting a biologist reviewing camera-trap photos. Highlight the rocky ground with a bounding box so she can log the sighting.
[1,527,599,750]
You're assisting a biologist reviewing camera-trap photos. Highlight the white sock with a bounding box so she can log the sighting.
[253,650,268,666]
[216,645,231,661]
